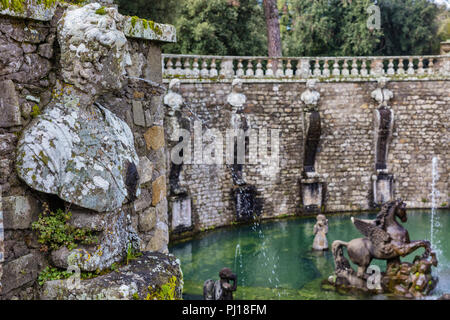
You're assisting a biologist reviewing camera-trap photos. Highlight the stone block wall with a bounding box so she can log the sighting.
[0,3,174,299]
[170,80,449,231]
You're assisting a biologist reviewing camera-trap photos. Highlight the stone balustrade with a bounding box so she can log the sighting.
[162,54,450,81]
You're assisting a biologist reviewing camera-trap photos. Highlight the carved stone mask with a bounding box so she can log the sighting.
[58,3,131,97]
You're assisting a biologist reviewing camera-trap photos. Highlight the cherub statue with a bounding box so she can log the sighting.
[203,267,237,300]
[313,214,329,251]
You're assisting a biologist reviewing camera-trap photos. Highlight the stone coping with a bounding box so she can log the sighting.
[0,0,176,43]
[163,76,450,84]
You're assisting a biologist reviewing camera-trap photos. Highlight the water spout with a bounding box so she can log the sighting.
[430,156,441,258]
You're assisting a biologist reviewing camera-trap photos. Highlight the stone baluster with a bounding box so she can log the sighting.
[192,58,200,78]
[387,59,395,75]
[285,59,293,77]
[175,57,183,76]
[407,58,415,75]
[255,59,264,77]
[200,59,209,78]
[165,58,174,76]
[275,59,285,77]
[360,60,368,76]
[266,59,274,77]
[245,59,254,77]
[397,58,405,74]
[322,60,330,77]
[313,59,321,77]
[351,59,359,76]
[427,58,434,75]
[210,58,218,77]
[236,59,245,77]
[417,57,425,75]
[332,59,340,76]
[341,59,349,76]
[183,58,192,77]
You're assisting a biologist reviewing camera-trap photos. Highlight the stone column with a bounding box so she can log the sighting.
[371,77,395,205]
[164,79,193,234]
[300,80,325,213]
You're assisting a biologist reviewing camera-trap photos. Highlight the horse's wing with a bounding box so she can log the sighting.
[352,217,391,246]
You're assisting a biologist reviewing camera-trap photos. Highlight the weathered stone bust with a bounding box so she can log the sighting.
[16,3,139,213]
[301,79,320,112]
[164,79,183,115]
[371,77,394,107]
[227,79,246,108]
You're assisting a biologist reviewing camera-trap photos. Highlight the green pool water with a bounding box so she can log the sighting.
[169,209,450,300]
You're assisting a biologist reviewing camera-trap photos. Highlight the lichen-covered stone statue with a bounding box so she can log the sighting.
[312,214,328,251]
[203,267,237,300]
[16,3,140,271]
[16,3,138,212]
[300,79,320,112]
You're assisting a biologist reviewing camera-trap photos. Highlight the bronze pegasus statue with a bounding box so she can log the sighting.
[332,199,434,279]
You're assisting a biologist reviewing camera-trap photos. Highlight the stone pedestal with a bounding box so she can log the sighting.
[373,172,394,205]
[233,185,260,221]
[169,195,192,233]
[300,176,325,213]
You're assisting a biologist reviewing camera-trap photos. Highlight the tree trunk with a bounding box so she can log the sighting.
[263,0,282,57]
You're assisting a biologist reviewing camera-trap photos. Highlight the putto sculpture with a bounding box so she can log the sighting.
[312,214,329,251]
[203,267,237,300]
[329,200,438,298]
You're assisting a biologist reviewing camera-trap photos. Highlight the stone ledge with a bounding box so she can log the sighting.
[0,0,58,22]
[0,1,177,43]
[40,252,183,300]
[123,16,176,43]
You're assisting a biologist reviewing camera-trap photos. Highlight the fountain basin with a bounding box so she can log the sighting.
[170,209,450,300]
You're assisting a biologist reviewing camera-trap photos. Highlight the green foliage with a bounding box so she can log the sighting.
[378,0,441,55]
[164,0,267,56]
[146,276,178,300]
[37,266,72,285]
[280,0,442,56]
[32,203,97,252]
[126,243,142,265]
[115,0,180,25]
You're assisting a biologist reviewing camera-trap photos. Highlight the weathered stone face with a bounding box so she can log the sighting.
[57,3,131,96]
[16,95,139,212]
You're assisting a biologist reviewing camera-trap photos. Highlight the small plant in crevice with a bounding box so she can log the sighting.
[126,243,142,265]
[421,198,429,203]
[37,266,72,286]
[32,202,97,252]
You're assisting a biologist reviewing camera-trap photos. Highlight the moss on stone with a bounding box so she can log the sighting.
[95,6,106,15]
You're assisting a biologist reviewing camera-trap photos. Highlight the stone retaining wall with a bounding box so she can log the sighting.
[169,80,449,230]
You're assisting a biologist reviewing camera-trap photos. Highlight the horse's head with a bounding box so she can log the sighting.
[395,199,407,223]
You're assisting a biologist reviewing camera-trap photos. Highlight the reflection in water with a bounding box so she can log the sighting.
[170,210,450,300]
